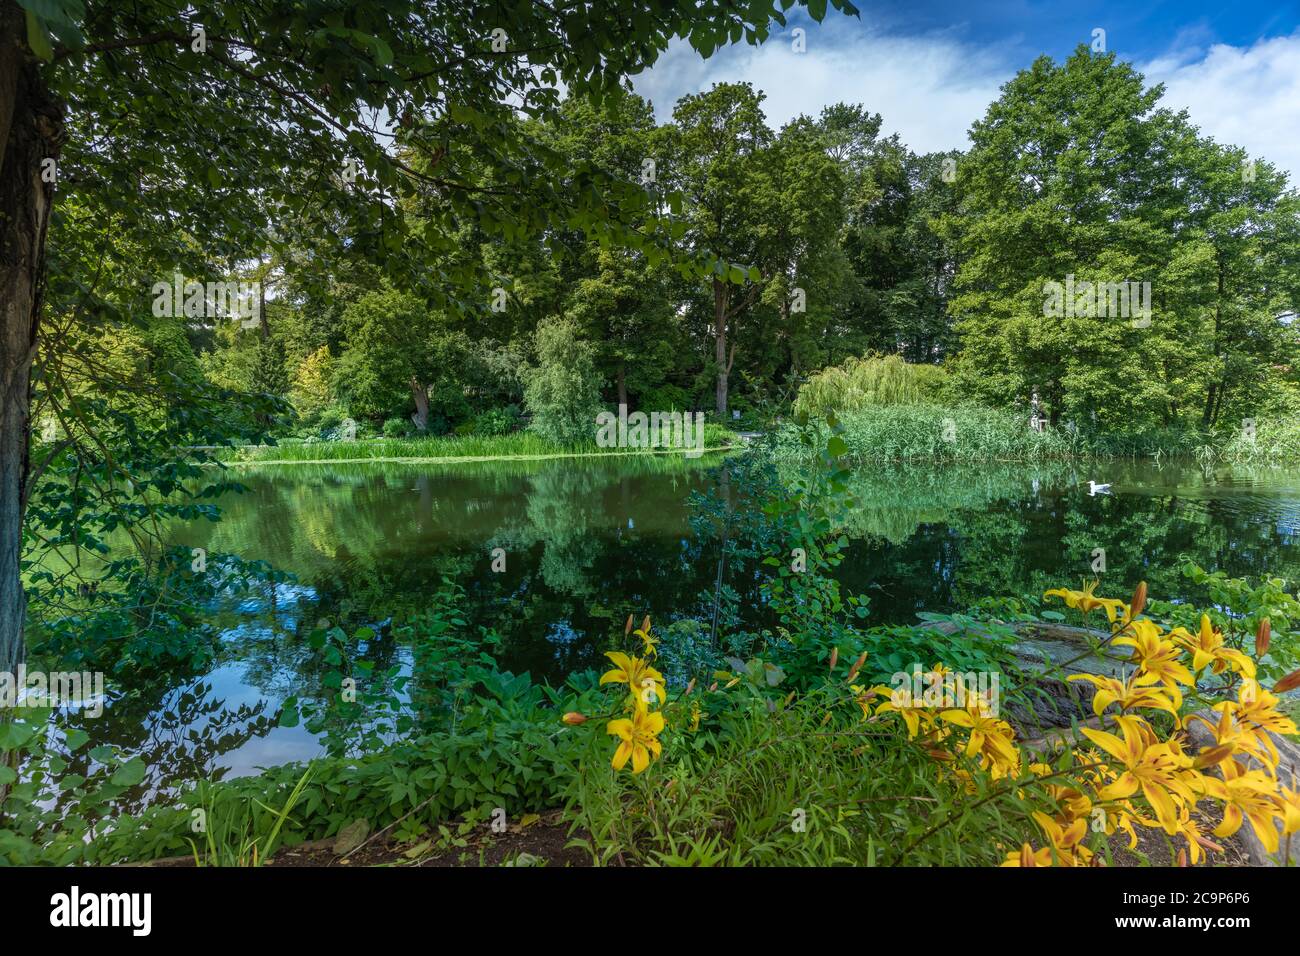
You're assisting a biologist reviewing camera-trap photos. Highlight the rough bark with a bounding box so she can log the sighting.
[0,2,63,674]
[409,377,430,432]
[712,276,728,417]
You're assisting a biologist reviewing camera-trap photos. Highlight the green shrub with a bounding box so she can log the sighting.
[795,354,948,418]
[523,316,604,446]
[317,405,346,436]
[638,384,693,412]
[382,416,411,438]
[773,404,1076,462]
[468,406,521,437]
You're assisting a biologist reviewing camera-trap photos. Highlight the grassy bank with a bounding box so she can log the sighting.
[214,425,740,465]
[770,404,1300,463]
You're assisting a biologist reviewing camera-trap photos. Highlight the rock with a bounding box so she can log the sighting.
[332,819,370,856]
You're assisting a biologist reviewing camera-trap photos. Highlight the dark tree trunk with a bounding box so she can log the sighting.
[713,277,728,417]
[616,361,627,410]
[1202,262,1225,427]
[0,3,63,675]
[1201,383,1218,429]
[409,377,430,432]
[258,274,268,339]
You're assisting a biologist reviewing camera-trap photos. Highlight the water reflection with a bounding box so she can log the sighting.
[49,454,1300,809]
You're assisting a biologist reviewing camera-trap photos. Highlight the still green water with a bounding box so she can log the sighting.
[53,454,1300,806]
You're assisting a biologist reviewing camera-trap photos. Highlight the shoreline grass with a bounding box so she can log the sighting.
[217,445,741,466]
[210,426,742,466]
[770,404,1300,464]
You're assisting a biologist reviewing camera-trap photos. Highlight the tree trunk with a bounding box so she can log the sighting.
[1201,383,1218,429]
[1202,261,1225,427]
[0,3,63,675]
[257,271,268,340]
[713,277,728,417]
[616,361,627,410]
[409,377,430,432]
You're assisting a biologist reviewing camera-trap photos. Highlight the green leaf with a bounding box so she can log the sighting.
[279,698,300,727]
[0,722,35,750]
[110,757,146,788]
[25,10,53,61]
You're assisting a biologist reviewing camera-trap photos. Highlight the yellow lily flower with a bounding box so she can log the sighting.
[939,704,1020,778]
[849,683,886,720]
[1201,759,1284,854]
[1002,843,1056,867]
[688,699,704,732]
[606,703,665,774]
[1068,672,1183,720]
[1213,679,1298,768]
[1170,803,1221,866]
[1188,708,1274,771]
[1275,782,1300,836]
[1039,779,1094,826]
[1113,619,1194,691]
[1031,810,1094,866]
[600,651,668,708]
[1170,615,1255,678]
[634,621,659,658]
[873,685,932,738]
[1044,579,1126,622]
[1081,716,1200,834]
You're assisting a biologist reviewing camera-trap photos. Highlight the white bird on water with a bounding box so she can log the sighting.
[1088,480,1111,496]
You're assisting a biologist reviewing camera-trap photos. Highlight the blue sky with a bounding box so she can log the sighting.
[632,0,1300,180]
[842,1,1298,60]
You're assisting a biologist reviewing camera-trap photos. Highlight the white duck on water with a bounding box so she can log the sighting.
[1087,480,1111,496]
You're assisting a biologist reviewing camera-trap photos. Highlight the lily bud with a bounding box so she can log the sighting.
[1256,618,1271,658]
[708,682,718,692]
[1176,848,1187,868]
[684,678,696,696]
[642,614,651,633]
[625,614,634,636]
[1274,668,1300,695]
[845,651,867,684]
[1192,744,1234,769]
[1129,581,1147,619]
[828,647,839,672]
[561,712,588,726]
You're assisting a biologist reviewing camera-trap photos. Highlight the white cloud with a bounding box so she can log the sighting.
[632,24,1009,155]
[1141,32,1300,184]
[633,23,1300,183]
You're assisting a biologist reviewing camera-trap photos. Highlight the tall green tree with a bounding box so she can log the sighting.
[942,47,1298,430]
[669,82,773,417]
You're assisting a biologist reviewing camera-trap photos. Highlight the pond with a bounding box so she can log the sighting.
[44,453,1300,810]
